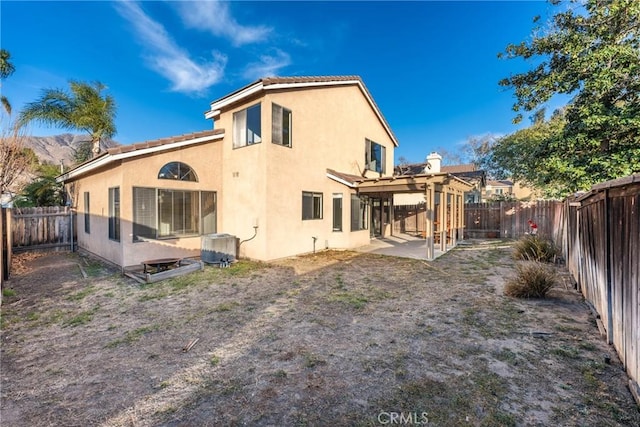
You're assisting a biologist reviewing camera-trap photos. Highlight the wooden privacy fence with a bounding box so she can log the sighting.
[424,190,638,398]
[393,204,426,236]
[395,200,563,239]
[1,208,11,285]
[11,206,76,253]
[463,200,563,238]
[559,175,639,401]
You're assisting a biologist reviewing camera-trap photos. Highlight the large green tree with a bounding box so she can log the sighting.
[18,80,117,158]
[15,163,64,207]
[495,0,640,196]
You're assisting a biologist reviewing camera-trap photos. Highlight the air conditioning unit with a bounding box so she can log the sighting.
[201,233,237,264]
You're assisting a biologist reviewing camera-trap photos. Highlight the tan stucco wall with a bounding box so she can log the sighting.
[68,82,396,266]
[213,84,394,260]
[70,164,124,266]
[69,141,223,268]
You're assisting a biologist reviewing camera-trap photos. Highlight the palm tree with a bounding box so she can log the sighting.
[0,49,16,114]
[18,80,116,158]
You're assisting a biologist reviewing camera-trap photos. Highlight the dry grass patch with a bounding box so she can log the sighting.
[1,246,638,427]
[505,261,559,298]
[513,235,560,262]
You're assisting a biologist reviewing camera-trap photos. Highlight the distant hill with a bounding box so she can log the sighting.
[22,134,119,167]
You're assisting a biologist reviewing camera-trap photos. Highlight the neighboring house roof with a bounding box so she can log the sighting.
[487,180,513,187]
[394,162,479,175]
[442,164,477,173]
[57,129,225,183]
[206,76,399,147]
[394,162,486,188]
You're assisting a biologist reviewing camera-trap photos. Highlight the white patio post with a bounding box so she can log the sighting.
[425,183,435,260]
[440,188,447,252]
[451,190,458,247]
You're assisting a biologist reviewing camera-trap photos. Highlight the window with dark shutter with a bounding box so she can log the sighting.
[365,139,386,174]
[272,103,292,147]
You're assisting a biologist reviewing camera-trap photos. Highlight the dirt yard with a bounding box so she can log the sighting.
[1,242,639,426]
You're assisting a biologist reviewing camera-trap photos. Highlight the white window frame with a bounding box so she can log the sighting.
[272,103,292,147]
[365,138,386,174]
[302,191,323,220]
[233,103,262,148]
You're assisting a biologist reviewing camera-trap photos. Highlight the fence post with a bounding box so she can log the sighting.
[1,207,12,284]
[70,208,74,252]
[604,189,614,345]
[499,201,505,238]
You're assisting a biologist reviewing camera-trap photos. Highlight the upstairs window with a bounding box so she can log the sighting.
[365,138,386,174]
[272,103,292,147]
[233,103,262,148]
[158,162,198,182]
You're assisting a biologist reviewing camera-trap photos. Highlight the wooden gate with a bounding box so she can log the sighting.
[11,206,76,252]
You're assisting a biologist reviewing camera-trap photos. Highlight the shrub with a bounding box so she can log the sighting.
[505,261,558,298]
[513,235,559,263]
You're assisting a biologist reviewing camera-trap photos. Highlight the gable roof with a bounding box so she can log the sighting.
[326,168,363,187]
[57,129,224,183]
[394,162,485,185]
[442,164,477,173]
[487,180,513,187]
[206,76,398,147]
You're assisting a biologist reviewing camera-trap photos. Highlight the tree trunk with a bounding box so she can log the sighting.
[92,138,101,158]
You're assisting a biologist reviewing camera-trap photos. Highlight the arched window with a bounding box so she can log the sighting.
[158,162,198,182]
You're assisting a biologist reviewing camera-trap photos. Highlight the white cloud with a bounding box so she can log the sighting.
[114,1,226,94]
[173,0,271,46]
[241,49,292,81]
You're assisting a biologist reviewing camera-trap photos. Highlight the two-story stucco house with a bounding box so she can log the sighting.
[57,76,400,268]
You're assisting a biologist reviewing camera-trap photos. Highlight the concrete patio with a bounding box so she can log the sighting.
[355,233,457,260]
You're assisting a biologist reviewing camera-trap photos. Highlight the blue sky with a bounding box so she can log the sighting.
[2,1,557,164]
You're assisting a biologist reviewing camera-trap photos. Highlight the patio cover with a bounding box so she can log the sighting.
[355,173,475,260]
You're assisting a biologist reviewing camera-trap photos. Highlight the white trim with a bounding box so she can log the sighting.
[326,172,357,188]
[207,82,264,116]
[57,132,225,183]
[265,80,360,91]
[205,109,221,119]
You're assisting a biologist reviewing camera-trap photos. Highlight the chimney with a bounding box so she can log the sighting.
[426,152,442,173]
